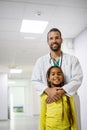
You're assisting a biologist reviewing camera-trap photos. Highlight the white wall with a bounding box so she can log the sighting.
[62,38,75,54]
[32,85,40,116]
[24,83,33,116]
[0,73,8,120]
[10,87,24,107]
[74,28,87,130]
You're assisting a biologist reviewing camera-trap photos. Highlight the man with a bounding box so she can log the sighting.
[31,28,83,130]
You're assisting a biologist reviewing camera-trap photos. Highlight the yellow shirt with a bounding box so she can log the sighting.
[39,93,77,130]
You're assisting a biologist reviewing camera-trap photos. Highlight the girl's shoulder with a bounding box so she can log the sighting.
[41,93,47,99]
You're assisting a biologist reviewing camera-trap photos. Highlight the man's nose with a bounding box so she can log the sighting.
[53,38,57,42]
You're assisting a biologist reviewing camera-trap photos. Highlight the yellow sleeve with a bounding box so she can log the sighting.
[39,94,47,130]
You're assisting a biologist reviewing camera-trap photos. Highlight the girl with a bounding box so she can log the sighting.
[39,66,77,130]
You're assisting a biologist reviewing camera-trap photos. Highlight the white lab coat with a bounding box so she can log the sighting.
[31,52,83,130]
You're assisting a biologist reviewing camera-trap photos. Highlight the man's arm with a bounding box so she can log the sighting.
[63,56,83,96]
[31,58,48,95]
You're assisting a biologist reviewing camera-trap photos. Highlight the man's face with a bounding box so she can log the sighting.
[47,31,62,52]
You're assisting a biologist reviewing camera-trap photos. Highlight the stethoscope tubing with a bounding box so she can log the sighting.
[49,52,63,67]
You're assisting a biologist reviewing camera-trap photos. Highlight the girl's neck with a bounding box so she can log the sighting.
[51,84,60,88]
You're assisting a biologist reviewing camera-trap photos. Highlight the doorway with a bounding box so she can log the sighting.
[9,86,24,119]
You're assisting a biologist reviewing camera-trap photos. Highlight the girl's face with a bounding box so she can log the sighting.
[48,67,64,87]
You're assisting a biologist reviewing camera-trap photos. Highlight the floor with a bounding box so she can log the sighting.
[0,113,39,130]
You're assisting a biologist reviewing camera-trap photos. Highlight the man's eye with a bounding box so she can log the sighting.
[56,36,61,39]
[49,37,53,40]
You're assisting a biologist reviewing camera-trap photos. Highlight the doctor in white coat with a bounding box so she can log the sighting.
[31,28,83,130]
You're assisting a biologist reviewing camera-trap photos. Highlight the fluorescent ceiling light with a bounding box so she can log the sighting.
[10,69,22,74]
[20,20,48,33]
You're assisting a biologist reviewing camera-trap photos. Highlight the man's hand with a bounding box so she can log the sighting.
[44,87,65,104]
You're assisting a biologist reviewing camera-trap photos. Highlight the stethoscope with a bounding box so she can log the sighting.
[49,51,63,67]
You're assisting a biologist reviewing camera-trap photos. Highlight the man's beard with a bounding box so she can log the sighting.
[50,43,61,52]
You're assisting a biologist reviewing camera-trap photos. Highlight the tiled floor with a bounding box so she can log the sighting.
[0,113,39,130]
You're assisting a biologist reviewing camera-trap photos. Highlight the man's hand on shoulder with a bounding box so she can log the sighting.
[44,87,65,104]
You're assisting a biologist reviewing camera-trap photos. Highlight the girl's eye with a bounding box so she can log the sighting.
[50,73,55,76]
[57,74,61,76]
[57,72,62,75]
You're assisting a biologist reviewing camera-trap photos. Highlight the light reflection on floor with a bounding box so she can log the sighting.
[0,113,39,130]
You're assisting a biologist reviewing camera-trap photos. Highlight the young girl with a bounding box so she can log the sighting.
[39,66,77,130]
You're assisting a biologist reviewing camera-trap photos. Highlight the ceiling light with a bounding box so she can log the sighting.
[10,69,22,74]
[20,20,48,33]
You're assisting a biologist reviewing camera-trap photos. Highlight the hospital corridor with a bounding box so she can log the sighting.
[0,0,87,130]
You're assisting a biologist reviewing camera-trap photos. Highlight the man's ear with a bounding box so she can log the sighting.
[47,38,49,45]
[61,38,63,44]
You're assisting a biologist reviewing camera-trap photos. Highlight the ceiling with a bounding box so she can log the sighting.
[0,0,87,80]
